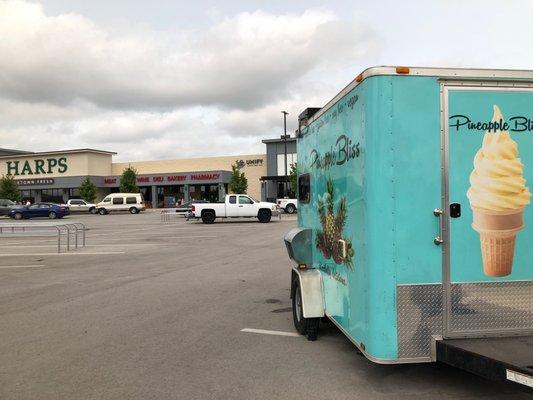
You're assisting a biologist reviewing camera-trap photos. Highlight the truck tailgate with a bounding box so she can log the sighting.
[436,336,533,391]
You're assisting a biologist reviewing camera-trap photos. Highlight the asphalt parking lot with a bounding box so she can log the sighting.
[0,212,529,400]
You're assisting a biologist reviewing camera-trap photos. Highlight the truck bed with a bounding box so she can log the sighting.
[436,336,533,392]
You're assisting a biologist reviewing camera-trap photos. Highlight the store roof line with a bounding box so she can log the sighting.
[0,148,117,159]
[261,138,296,144]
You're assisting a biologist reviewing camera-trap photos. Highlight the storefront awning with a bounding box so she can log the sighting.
[260,175,289,182]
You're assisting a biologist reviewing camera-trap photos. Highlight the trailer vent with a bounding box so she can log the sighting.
[298,108,321,127]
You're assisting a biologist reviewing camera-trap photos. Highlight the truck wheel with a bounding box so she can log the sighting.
[292,277,319,341]
[129,207,138,214]
[285,204,296,214]
[98,208,107,215]
[258,209,271,223]
[48,211,57,219]
[201,210,216,224]
[89,207,96,214]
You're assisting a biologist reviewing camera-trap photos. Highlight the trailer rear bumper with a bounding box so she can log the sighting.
[436,336,533,392]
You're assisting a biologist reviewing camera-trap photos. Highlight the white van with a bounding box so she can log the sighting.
[96,193,145,215]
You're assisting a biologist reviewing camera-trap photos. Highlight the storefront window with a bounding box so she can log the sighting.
[67,188,81,199]
[42,189,64,204]
[21,190,39,204]
[139,187,151,208]
[190,184,219,202]
[157,185,184,208]
[277,153,297,176]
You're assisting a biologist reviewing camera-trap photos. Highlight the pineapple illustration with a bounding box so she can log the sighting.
[316,177,354,270]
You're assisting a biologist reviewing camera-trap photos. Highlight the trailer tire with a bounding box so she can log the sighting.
[201,210,216,224]
[292,277,319,341]
[258,209,271,223]
[285,203,296,214]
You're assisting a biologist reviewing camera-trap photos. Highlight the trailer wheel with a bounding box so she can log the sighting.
[292,277,319,341]
[201,210,216,224]
[285,203,296,214]
[258,209,271,223]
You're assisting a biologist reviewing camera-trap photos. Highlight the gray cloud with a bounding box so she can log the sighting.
[0,2,376,111]
[0,1,377,161]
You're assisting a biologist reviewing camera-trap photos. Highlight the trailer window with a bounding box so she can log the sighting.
[298,174,310,203]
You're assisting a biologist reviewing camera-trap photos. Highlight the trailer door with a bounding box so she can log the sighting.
[441,82,533,338]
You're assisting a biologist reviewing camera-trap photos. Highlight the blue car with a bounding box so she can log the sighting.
[9,203,70,220]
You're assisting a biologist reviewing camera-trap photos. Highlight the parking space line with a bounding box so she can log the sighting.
[0,251,126,256]
[0,265,45,268]
[0,243,160,248]
[88,235,218,241]
[240,328,301,337]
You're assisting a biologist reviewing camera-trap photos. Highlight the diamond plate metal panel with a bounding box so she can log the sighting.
[397,282,533,359]
[450,281,533,332]
[397,284,442,358]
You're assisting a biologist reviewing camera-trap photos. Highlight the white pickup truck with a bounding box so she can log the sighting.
[191,194,279,224]
[276,198,297,214]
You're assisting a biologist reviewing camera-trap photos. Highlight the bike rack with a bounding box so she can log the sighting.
[0,221,86,253]
[160,210,182,223]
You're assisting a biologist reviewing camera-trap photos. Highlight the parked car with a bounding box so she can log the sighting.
[9,203,70,220]
[277,198,298,214]
[190,194,279,224]
[64,199,97,214]
[96,193,145,215]
[0,199,19,216]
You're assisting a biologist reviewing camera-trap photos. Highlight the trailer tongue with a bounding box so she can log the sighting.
[436,336,533,391]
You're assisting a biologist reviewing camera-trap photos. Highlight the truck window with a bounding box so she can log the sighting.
[103,197,111,203]
[113,197,124,205]
[229,195,237,204]
[238,196,253,205]
[298,174,310,203]
[126,197,137,204]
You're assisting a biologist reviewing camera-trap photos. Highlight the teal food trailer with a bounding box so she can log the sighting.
[284,66,533,388]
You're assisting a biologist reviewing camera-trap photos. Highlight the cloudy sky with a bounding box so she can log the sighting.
[1,0,533,161]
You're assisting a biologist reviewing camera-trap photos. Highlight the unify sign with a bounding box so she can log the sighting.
[5,158,68,176]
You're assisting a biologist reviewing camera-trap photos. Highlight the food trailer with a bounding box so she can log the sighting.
[284,66,533,389]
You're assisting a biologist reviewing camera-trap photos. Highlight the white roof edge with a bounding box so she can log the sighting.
[0,148,116,160]
[303,66,533,128]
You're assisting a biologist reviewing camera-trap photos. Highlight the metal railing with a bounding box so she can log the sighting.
[160,210,191,223]
[0,221,86,253]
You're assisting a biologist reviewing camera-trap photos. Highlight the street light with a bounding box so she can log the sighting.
[281,111,289,197]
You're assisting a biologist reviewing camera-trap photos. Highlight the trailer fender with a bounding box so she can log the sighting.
[291,267,325,318]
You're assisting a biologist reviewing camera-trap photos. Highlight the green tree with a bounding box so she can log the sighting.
[289,162,297,196]
[229,162,248,194]
[0,175,21,202]
[79,177,97,202]
[120,166,139,193]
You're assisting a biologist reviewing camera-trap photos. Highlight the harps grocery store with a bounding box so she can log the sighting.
[0,148,267,208]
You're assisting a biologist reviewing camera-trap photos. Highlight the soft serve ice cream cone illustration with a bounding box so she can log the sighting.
[467,105,531,277]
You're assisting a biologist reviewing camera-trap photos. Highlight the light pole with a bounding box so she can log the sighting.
[281,111,289,196]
